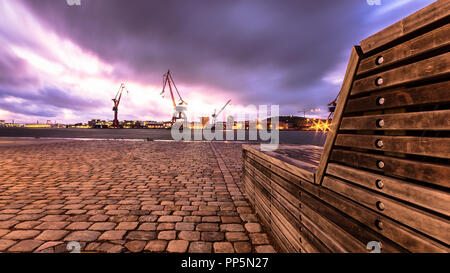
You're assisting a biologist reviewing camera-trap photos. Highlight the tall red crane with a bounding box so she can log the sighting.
[112,83,129,128]
[160,70,188,122]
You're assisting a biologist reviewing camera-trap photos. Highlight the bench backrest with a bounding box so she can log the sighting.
[315,0,449,251]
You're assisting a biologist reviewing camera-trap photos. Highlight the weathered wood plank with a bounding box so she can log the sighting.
[300,188,398,252]
[360,0,450,53]
[358,23,450,75]
[298,221,331,253]
[352,52,450,95]
[329,149,450,188]
[300,180,448,252]
[340,110,450,131]
[322,176,450,244]
[345,81,450,113]
[271,191,301,231]
[245,157,301,203]
[244,146,312,184]
[300,200,366,252]
[270,220,297,253]
[244,145,316,183]
[271,201,302,252]
[326,163,450,217]
[316,46,362,185]
[300,210,345,253]
[335,134,450,159]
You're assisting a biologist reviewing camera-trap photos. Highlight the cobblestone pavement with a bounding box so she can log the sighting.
[0,140,276,253]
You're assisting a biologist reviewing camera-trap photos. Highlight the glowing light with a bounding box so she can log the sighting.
[310,119,331,132]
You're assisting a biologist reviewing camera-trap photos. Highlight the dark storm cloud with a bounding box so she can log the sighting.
[0,51,37,87]
[19,0,371,106]
[9,0,434,120]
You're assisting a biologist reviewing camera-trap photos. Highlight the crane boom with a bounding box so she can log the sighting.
[213,99,231,118]
[161,70,187,107]
[161,70,188,122]
[112,83,129,128]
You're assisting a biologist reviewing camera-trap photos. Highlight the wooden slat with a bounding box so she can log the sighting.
[360,0,450,53]
[244,146,312,184]
[340,110,450,131]
[352,52,450,95]
[335,134,450,159]
[358,23,450,75]
[298,223,330,253]
[316,46,362,185]
[300,211,344,253]
[322,176,450,244]
[245,157,301,203]
[270,218,297,253]
[300,188,400,252]
[300,180,448,252]
[271,200,302,252]
[271,191,301,231]
[326,163,450,217]
[345,81,450,113]
[300,200,366,252]
[329,149,450,188]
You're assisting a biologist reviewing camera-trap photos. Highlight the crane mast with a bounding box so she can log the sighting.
[112,83,128,128]
[161,70,188,123]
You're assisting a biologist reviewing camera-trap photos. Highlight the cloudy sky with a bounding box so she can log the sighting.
[0,0,435,123]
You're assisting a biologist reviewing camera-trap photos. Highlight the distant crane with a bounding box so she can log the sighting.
[160,70,188,123]
[298,108,321,118]
[211,99,231,125]
[112,83,129,128]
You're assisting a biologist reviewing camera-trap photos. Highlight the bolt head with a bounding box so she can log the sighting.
[375,220,384,230]
[377,160,385,169]
[377,119,385,128]
[377,97,385,105]
[376,179,384,189]
[376,139,384,148]
[375,77,384,86]
[376,56,384,65]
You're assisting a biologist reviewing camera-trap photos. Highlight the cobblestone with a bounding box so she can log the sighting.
[0,141,276,252]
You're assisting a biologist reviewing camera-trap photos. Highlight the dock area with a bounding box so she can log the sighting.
[0,140,276,253]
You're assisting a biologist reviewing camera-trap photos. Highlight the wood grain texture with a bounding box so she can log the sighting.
[322,176,450,244]
[243,144,316,183]
[358,23,450,75]
[352,52,450,95]
[300,199,366,252]
[329,149,450,188]
[326,163,450,217]
[334,134,450,159]
[340,110,450,131]
[300,189,392,253]
[360,0,450,53]
[300,180,448,252]
[344,81,450,113]
[243,149,304,253]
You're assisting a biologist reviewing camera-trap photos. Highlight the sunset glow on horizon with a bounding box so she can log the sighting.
[0,0,434,124]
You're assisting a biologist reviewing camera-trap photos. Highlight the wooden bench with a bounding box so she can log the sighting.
[242,0,449,253]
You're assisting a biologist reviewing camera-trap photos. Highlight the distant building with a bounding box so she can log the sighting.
[142,121,164,129]
[24,124,51,128]
[0,120,4,127]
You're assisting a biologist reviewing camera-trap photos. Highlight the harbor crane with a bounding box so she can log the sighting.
[160,70,188,123]
[112,83,129,128]
[211,99,231,125]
